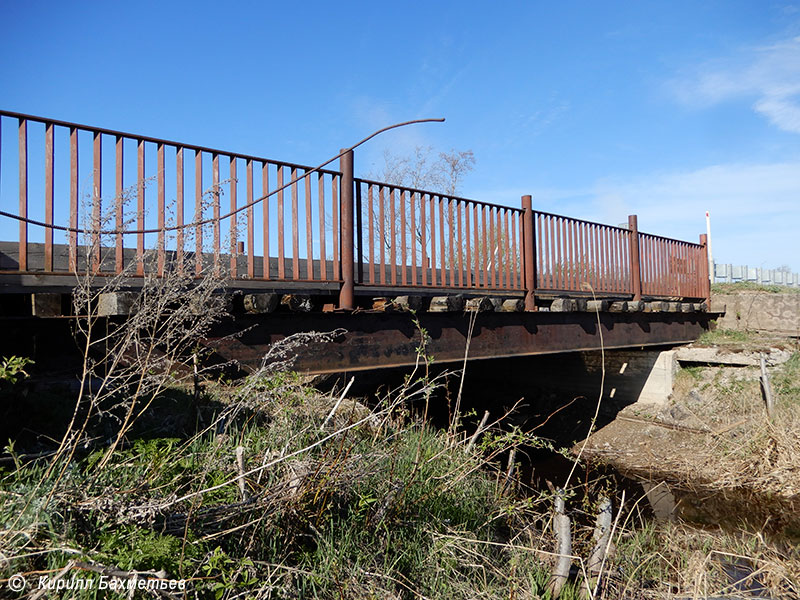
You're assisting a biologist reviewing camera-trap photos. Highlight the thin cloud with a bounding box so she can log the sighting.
[672,35,800,134]
[579,162,800,269]
[475,161,800,270]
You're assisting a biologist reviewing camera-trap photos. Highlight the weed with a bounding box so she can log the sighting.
[696,328,754,345]
[0,356,33,385]
[712,281,800,295]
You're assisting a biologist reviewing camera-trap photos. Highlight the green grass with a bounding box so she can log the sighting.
[0,373,566,599]
[712,281,800,294]
[774,352,800,406]
[696,327,754,345]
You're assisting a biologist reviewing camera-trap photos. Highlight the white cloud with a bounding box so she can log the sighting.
[563,162,800,270]
[474,161,800,270]
[673,35,800,133]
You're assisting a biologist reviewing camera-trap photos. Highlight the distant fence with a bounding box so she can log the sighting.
[713,264,800,288]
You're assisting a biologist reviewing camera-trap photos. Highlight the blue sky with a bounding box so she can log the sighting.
[1,0,799,271]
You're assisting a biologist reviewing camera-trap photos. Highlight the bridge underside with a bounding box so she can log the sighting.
[207,311,715,374]
[0,302,716,377]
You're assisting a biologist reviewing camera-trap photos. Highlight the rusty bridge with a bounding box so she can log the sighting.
[0,110,714,374]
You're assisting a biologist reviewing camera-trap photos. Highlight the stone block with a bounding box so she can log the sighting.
[551,298,577,312]
[98,292,138,316]
[243,293,279,314]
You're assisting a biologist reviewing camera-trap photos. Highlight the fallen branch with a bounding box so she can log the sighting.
[465,410,490,454]
[582,496,612,598]
[321,376,355,430]
[235,446,248,501]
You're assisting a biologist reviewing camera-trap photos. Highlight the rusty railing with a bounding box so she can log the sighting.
[0,110,342,283]
[354,179,524,292]
[0,109,710,306]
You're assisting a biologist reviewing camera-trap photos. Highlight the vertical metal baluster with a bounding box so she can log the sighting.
[291,166,299,280]
[18,119,27,272]
[305,169,313,279]
[472,204,479,287]
[439,197,446,286]
[44,123,54,272]
[448,198,455,287]
[410,191,417,286]
[504,210,511,289]
[212,153,220,276]
[262,162,270,279]
[157,143,165,276]
[420,193,428,286]
[608,227,619,292]
[246,159,254,278]
[115,136,124,273]
[176,147,184,274]
[457,201,464,287]
[137,140,145,276]
[367,184,374,283]
[518,211,525,290]
[429,195,437,286]
[536,214,543,289]
[69,127,78,272]
[555,217,564,290]
[400,189,407,285]
[378,186,385,285]
[331,174,339,281]
[355,180,363,284]
[277,165,285,279]
[194,149,202,276]
[229,157,238,278]
[389,188,397,285]
[464,201,471,287]
[92,131,101,272]
[318,173,326,281]
[495,208,503,288]
[482,205,489,287]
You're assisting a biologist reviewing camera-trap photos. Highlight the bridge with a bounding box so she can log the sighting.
[0,110,714,374]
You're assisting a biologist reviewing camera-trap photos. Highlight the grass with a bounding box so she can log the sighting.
[712,281,800,294]
[695,327,755,345]
[1,367,587,599]
[2,347,800,598]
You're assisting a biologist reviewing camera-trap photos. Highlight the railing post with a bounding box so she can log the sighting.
[339,148,355,310]
[699,233,711,305]
[521,195,537,311]
[627,215,642,301]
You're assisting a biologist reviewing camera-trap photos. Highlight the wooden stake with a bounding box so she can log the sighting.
[760,354,775,421]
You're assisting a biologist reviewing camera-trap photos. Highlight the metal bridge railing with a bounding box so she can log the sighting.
[0,109,711,307]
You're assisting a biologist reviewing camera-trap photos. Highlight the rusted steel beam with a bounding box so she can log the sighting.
[207,311,714,375]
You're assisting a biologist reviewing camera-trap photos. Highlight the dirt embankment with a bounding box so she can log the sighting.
[580,323,800,539]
